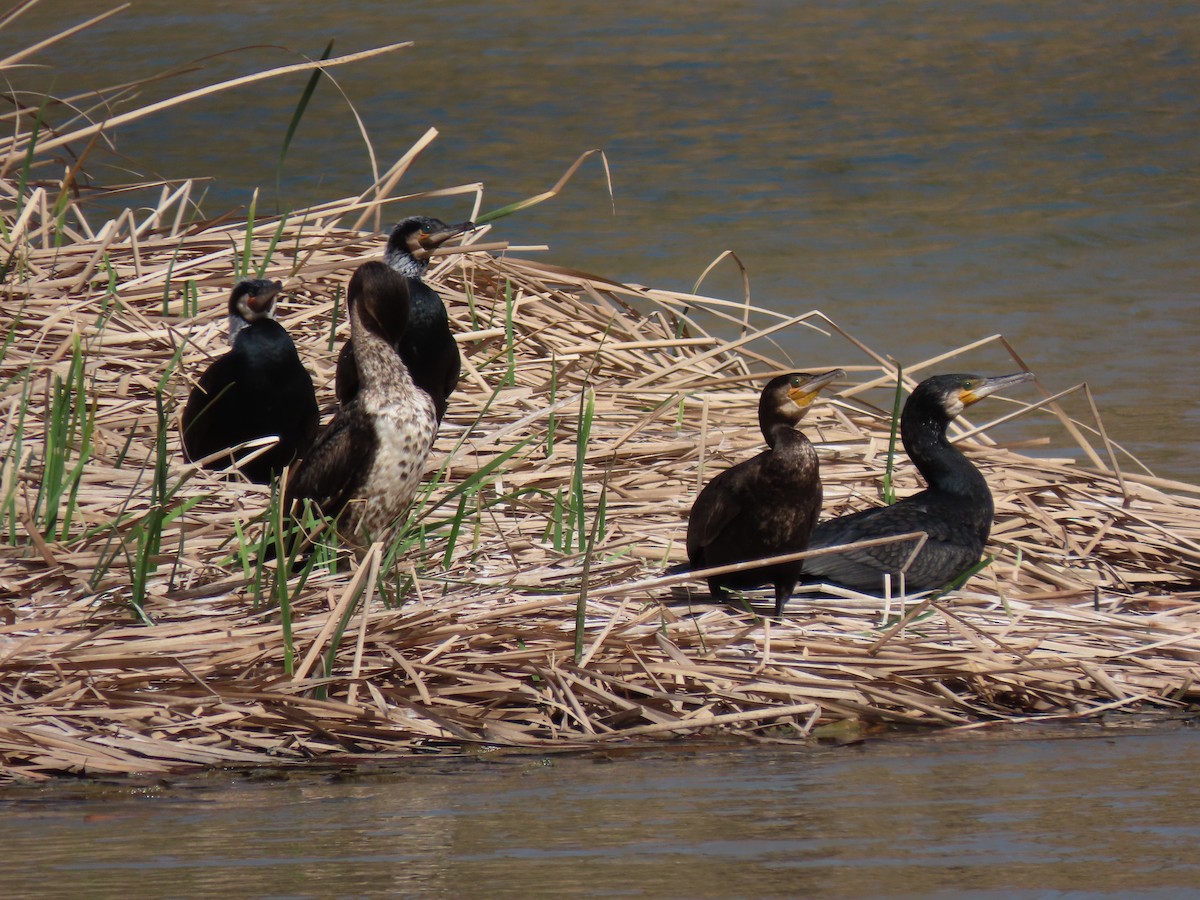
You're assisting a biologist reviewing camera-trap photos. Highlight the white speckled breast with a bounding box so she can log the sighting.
[339,309,439,543]
[351,391,438,541]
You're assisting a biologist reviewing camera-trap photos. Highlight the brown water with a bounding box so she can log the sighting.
[4,4,1200,893]
[10,0,1200,479]
[2,726,1199,898]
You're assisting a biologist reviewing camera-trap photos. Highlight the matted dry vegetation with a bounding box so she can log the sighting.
[1,22,1199,783]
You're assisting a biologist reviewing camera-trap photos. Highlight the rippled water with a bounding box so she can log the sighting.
[9,0,1200,478]
[2,727,1199,898]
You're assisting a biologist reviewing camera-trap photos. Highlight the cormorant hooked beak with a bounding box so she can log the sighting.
[413,221,476,259]
[960,371,1035,407]
[251,280,283,311]
[788,368,845,409]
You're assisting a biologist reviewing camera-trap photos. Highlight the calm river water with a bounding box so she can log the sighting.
[10,0,1200,479]
[4,2,1200,895]
[2,726,1200,898]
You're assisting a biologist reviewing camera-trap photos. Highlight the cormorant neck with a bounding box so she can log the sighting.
[901,407,988,499]
[384,247,429,279]
[349,300,413,395]
[763,421,807,451]
[227,314,249,345]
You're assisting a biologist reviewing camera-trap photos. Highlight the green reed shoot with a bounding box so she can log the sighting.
[276,39,333,207]
[573,474,609,664]
[549,488,564,551]
[113,422,138,469]
[123,338,193,614]
[129,390,171,613]
[236,189,259,281]
[0,376,32,544]
[382,434,536,573]
[572,387,595,551]
[931,553,996,600]
[34,335,95,540]
[442,494,468,568]
[270,482,295,673]
[160,245,182,315]
[0,306,26,383]
[185,279,200,318]
[503,279,516,385]
[247,489,324,675]
[882,364,904,505]
[542,387,598,554]
[320,578,369,692]
[464,278,479,329]
[255,211,289,278]
[327,283,343,352]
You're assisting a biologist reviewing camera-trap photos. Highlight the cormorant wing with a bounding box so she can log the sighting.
[805,501,983,592]
[285,407,376,521]
[180,354,241,460]
[687,460,759,555]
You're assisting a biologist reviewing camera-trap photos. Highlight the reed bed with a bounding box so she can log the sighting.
[1,26,1199,783]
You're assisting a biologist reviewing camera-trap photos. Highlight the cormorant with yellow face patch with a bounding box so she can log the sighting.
[686,369,844,618]
[804,372,1034,593]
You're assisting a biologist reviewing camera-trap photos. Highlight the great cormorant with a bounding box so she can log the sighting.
[335,216,473,421]
[288,261,438,544]
[686,369,844,617]
[803,371,1034,594]
[180,279,318,484]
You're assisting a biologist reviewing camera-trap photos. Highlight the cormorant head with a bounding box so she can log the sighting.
[227,279,283,342]
[759,369,844,439]
[913,372,1036,420]
[384,216,475,277]
[348,260,410,342]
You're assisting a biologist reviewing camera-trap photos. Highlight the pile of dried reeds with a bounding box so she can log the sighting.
[1,19,1198,782]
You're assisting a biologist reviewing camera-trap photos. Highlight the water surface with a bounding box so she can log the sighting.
[8,0,1199,478]
[2,726,1198,898]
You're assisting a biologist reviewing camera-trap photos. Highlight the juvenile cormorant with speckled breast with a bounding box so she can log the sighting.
[686,369,844,618]
[803,372,1034,594]
[335,216,474,421]
[180,279,318,484]
[288,261,438,543]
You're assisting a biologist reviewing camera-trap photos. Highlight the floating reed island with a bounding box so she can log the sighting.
[2,47,1200,785]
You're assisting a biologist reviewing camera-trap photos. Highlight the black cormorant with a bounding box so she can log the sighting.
[180,279,318,484]
[288,261,438,543]
[803,371,1035,594]
[686,369,844,618]
[335,216,474,421]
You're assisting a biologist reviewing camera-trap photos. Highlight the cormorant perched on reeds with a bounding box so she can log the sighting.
[686,369,844,618]
[335,216,474,421]
[288,261,438,543]
[180,279,318,484]
[803,372,1034,594]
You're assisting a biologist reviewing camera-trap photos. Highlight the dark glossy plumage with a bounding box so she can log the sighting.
[180,279,318,484]
[335,216,473,421]
[804,372,1035,594]
[288,262,438,543]
[686,369,844,618]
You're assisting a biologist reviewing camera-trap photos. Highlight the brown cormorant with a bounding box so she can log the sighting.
[180,279,318,484]
[686,369,844,618]
[288,261,438,543]
[335,216,474,421]
[803,371,1035,594]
